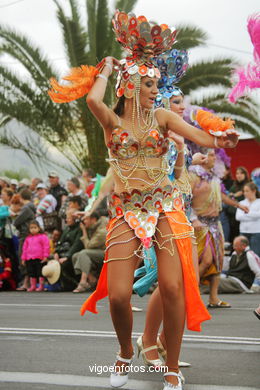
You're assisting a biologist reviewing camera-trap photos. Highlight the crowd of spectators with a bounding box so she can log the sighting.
[0,169,108,292]
[0,165,259,298]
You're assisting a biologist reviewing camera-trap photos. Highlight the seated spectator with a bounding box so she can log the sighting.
[35,183,57,231]
[72,212,107,293]
[49,229,62,255]
[59,177,88,223]
[219,236,260,293]
[48,171,67,212]
[53,209,84,291]
[236,181,260,256]
[0,245,16,290]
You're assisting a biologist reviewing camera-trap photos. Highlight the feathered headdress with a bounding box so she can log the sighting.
[228,13,260,103]
[152,49,188,107]
[48,10,178,103]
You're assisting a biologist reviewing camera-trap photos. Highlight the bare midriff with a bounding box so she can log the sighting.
[192,179,222,218]
[108,154,171,193]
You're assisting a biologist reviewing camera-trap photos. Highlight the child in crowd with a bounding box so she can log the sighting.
[0,245,16,290]
[49,229,62,255]
[21,220,50,292]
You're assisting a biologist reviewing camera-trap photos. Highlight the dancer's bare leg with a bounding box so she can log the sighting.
[192,239,200,284]
[142,237,198,361]
[199,243,213,278]
[142,286,162,360]
[155,216,186,386]
[209,274,221,305]
[107,220,140,370]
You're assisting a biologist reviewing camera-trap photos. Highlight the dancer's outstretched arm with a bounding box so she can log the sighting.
[156,108,239,149]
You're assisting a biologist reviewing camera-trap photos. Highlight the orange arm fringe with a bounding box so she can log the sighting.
[196,109,235,134]
[48,65,100,103]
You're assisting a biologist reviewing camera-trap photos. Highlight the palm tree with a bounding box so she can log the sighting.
[0,3,259,176]
[0,0,138,175]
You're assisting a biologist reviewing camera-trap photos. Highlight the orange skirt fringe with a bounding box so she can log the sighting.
[80,211,211,332]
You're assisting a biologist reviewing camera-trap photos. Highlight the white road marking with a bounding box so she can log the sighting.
[0,303,256,311]
[0,328,259,345]
[0,303,104,308]
[0,372,258,390]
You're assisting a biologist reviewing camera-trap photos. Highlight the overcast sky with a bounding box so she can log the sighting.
[0,0,259,67]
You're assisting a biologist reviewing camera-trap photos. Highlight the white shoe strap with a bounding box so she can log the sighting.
[142,344,158,353]
[164,372,180,378]
[116,354,133,363]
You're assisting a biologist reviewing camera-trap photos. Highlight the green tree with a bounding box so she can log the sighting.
[0,169,30,181]
[0,0,137,174]
[0,3,259,176]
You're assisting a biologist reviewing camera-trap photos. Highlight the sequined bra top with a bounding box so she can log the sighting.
[107,115,170,191]
[107,120,169,160]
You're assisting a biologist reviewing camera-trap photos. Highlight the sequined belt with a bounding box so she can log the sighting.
[198,215,220,226]
[108,185,184,247]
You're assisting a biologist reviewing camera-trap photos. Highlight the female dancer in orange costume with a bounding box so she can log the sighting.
[49,11,239,389]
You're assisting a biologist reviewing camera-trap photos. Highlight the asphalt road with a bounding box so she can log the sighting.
[0,291,259,390]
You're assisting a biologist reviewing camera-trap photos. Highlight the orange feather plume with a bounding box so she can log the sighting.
[48,65,99,103]
[196,109,235,135]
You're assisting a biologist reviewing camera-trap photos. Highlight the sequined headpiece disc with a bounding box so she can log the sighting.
[153,49,188,108]
[112,11,178,98]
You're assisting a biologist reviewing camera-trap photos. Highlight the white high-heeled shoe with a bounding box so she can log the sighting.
[157,337,186,384]
[163,372,182,390]
[110,353,134,388]
[137,335,162,367]
[157,336,191,366]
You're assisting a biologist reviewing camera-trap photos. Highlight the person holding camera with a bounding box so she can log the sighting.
[53,208,84,291]
[72,211,107,293]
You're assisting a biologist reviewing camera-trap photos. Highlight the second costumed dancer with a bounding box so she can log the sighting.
[49,11,239,390]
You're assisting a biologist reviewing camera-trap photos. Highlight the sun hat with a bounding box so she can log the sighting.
[20,178,31,186]
[48,171,59,178]
[36,182,48,190]
[42,260,61,284]
[11,179,19,186]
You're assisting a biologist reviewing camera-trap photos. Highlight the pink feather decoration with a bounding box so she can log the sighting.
[247,13,260,62]
[228,13,260,103]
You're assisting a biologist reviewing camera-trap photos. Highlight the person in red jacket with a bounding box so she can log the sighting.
[21,220,50,292]
[0,245,16,290]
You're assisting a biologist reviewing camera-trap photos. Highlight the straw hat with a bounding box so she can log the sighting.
[42,260,61,284]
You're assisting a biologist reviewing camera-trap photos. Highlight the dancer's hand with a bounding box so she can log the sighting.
[192,219,205,230]
[168,130,184,150]
[192,153,208,166]
[219,129,240,148]
[239,204,249,213]
[104,56,121,73]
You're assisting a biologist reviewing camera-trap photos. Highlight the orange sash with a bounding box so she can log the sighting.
[80,212,211,332]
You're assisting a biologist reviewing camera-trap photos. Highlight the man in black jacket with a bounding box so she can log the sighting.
[48,171,67,212]
[219,236,260,293]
